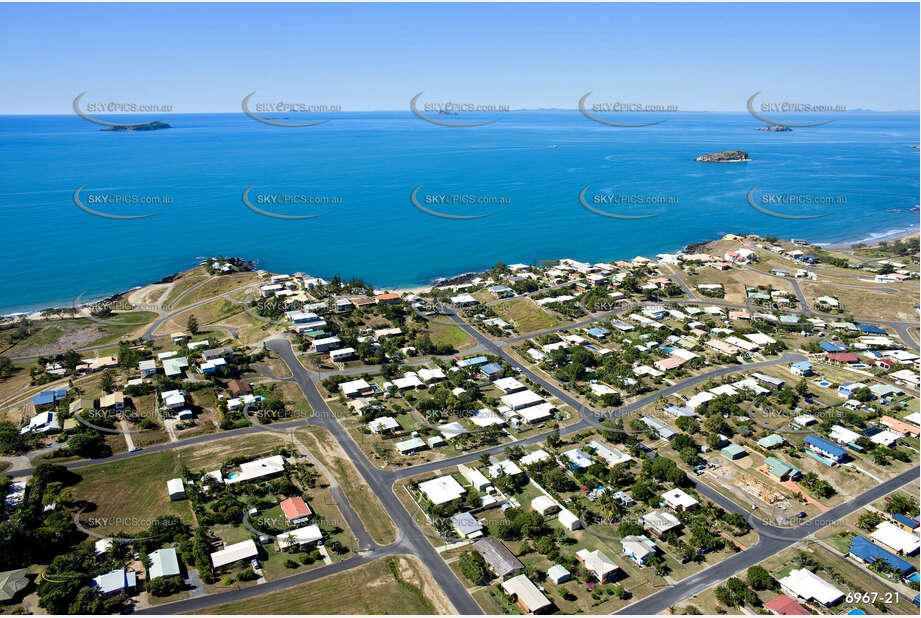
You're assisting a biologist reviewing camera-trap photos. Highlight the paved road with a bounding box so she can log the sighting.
[266,338,483,615]
[7,290,918,613]
[616,466,920,615]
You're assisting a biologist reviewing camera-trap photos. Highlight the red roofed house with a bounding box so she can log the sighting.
[375,293,401,305]
[765,594,809,615]
[825,352,859,364]
[880,415,920,437]
[874,358,896,371]
[227,379,252,397]
[654,356,686,372]
[280,497,313,525]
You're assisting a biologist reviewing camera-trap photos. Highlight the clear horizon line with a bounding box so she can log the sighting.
[2,108,919,117]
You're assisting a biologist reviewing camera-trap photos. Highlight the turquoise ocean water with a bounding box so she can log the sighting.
[0,111,917,314]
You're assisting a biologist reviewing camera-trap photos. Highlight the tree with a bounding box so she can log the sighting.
[746,565,773,591]
[546,430,561,449]
[458,550,489,585]
[857,511,884,531]
[148,575,183,596]
[100,369,115,393]
[887,492,920,517]
[187,315,199,335]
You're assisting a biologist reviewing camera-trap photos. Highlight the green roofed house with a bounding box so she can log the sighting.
[764,456,801,481]
[779,315,800,325]
[547,564,571,584]
[757,434,786,449]
[148,547,181,580]
[721,444,747,460]
[0,568,30,602]
[62,418,79,434]
[163,357,189,377]
[68,398,94,415]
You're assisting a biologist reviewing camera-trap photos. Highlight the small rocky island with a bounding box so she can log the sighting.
[756,125,791,132]
[102,120,171,132]
[695,150,750,162]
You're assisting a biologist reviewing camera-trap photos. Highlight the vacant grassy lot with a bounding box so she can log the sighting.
[0,312,157,357]
[176,433,288,470]
[801,279,919,321]
[175,272,261,308]
[494,298,560,333]
[192,555,449,614]
[72,450,196,534]
[424,321,475,351]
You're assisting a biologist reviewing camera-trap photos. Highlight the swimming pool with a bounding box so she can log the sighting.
[227,472,240,480]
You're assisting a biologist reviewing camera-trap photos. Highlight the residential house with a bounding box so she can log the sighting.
[621,534,657,566]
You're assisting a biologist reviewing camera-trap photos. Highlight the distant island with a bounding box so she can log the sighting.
[756,125,791,132]
[695,150,750,162]
[102,120,171,132]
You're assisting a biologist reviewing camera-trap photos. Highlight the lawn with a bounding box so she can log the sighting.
[174,272,261,308]
[72,450,196,534]
[494,298,560,334]
[425,321,475,351]
[0,312,157,357]
[176,433,288,470]
[192,555,446,614]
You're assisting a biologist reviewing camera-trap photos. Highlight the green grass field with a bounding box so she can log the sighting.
[72,450,195,534]
[192,555,439,615]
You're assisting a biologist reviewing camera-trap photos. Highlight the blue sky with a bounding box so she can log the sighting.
[1,2,918,113]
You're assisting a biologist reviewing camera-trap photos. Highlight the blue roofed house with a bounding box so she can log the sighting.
[857,324,887,335]
[848,536,915,576]
[586,327,608,338]
[456,355,488,368]
[33,389,67,410]
[838,382,866,399]
[819,341,848,353]
[479,362,505,379]
[891,513,920,532]
[804,435,848,463]
[790,361,813,377]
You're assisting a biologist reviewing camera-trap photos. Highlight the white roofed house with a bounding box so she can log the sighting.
[531,495,560,515]
[392,373,425,390]
[501,574,552,614]
[779,568,844,606]
[501,389,544,410]
[225,454,286,484]
[417,367,446,383]
[622,534,657,566]
[493,376,527,394]
[166,478,186,501]
[487,460,523,478]
[576,548,620,583]
[330,347,356,362]
[517,403,555,424]
[641,511,681,536]
[871,521,921,555]
[339,378,373,398]
[368,416,401,434]
[210,538,259,571]
[276,524,323,550]
[587,440,631,466]
[418,475,466,505]
[661,488,699,511]
[458,464,493,492]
